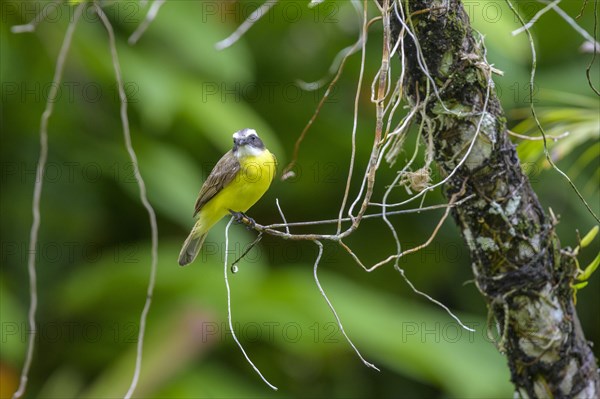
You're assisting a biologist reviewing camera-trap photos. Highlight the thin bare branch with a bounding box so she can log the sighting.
[11,0,62,33]
[576,0,590,19]
[224,218,278,390]
[281,13,378,180]
[275,198,290,235]
[394,2,462,117]
[508,130,570,141]
[395,266,475,332]
[12,5,86,398]
[371,34,495,209]
[215,0,278,51]
[379,116,423,269]
[511,0,562,36]
[230,232,263,272]
[340,188,476,332]
[338,0,393,241]
[312,240,379,371]
[586,0,600,95]
[233,195,475,240]
[348,0,397,222]
[538,0,600,46]
[342,185,462,272]
[94,5,160,398]
[506,0,600,223]
[128,0,166,45]
[296,2,369,91]
[336,0,368,233]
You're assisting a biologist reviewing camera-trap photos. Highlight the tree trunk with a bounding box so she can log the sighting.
[391,1,599,396]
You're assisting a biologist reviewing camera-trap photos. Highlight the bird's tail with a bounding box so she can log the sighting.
[178,230,207,266]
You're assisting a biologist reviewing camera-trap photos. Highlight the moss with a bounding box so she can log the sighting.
[476,236,499,252]
[505,195,521,216]
[431,100,472,116]
[439,51,454,77]
[465,69,479,84]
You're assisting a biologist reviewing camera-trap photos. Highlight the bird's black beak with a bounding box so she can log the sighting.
[234,138,248,147]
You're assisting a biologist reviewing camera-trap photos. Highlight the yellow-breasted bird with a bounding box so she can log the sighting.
[178,128,276,266]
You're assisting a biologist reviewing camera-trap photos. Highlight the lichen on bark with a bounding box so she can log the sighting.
[391,0,599,396]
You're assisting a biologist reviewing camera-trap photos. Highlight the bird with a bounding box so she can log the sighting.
[178,128,276,266]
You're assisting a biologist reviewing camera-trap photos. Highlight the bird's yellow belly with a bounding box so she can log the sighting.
[198,153,275,231]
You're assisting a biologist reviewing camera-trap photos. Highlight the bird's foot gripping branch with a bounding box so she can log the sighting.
[229,210,257,230]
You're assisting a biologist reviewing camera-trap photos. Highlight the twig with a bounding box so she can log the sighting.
[94,5,160,398]
[576,0,590,19]
[378,113,425,269]
[396,266,475,332]
[128,0,166,45]
[507,130,570,141]
[348,0,397,221]
[281,13,377,179]
[312,241,380,370]
[296,3,371,91]
[230,232,264,271]
[224,218,278,390]
[11,5,86,399]
[10,0,62,33]
[380,100,419,166]
[342,186,463,272]
[295,43,362,91]
[395,1,468,118]
[275,198,290,235]
[337,0,368,233]
[511,0,562,36]
[537,0,600,46]
[340,0,391,236]
[585,0,599,95]
[341,187,476,332]
[506,0,600,223]
[233,195,475,239]
[371,34,495,209]
[215,0,278,50]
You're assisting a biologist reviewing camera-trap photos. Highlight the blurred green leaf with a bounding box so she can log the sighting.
[512,90,599,194]
[0,278,26,365]
[147,1,255,82]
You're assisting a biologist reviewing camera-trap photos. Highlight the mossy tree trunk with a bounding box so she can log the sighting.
[391,1,599,396]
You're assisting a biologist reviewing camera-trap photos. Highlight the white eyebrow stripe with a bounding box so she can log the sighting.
[232,128,259,140]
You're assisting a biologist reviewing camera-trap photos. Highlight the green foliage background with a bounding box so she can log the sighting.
[1,1,598,398]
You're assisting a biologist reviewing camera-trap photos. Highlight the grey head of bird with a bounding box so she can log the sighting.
[232,128,265,157]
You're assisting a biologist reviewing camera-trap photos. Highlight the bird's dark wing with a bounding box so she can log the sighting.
[193,150,240,216]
